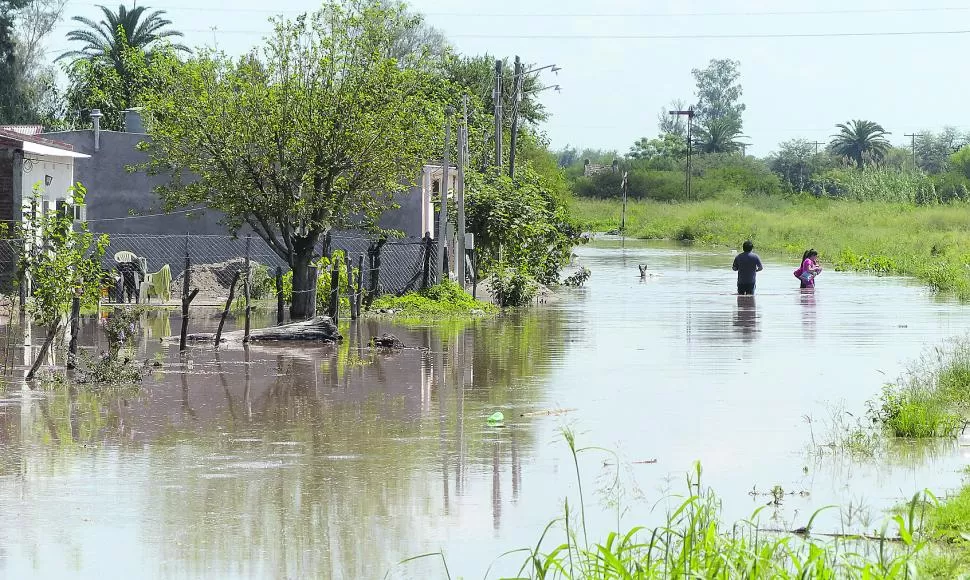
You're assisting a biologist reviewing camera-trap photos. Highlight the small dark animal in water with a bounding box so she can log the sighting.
[638,264,648,278]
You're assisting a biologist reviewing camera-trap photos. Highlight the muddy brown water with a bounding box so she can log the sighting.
[2,239,970,578]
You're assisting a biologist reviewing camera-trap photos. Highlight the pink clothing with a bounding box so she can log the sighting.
[798,258,821,287]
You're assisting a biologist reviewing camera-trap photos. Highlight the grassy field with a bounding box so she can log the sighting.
[570,193,970,299]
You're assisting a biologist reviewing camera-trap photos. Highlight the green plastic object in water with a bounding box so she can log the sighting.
[487,411,504,424]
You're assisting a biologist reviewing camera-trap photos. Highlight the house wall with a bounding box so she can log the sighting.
[42,130,229,235]
[20,155,74,205]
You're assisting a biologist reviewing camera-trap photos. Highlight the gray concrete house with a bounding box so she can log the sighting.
[43,109,227,235]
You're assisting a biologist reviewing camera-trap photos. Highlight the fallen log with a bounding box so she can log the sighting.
[173,315,341,344]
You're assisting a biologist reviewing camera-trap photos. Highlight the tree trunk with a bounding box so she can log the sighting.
[179,315,340,344]
[289,251,316,320]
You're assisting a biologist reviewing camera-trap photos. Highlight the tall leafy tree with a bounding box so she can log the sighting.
[58,4,187,65]
[694,117,746,154]
[657,98,687,138]
[830,120,891,169]
[916,127,969,174]
[691,58,745,127]
[0,0,30,123]
[141,0,444,318]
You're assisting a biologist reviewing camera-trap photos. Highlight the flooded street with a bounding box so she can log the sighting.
[2,240,970,578]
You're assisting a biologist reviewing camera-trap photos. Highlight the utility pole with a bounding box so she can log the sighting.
[493,59,503,169]
[509,55,522,178]
[811,141,823,156]
[904,133,917,168]
[457,95,468,289]
[438,107,454,279]
[670,107,695,201]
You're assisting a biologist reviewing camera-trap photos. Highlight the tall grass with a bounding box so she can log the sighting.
[390,431,933,579]
[870,339,970,438]
[571,194,970,299]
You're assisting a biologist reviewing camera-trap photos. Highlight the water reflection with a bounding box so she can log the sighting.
[800,288,817,342]
[733,295,758,342]
[0,307,574,579]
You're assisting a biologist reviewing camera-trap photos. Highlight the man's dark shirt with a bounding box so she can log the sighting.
[732,251,763,284]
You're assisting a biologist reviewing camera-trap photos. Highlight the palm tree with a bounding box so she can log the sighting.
[830,120,891,169]
[58,4,188,65]
[694,117,746,154]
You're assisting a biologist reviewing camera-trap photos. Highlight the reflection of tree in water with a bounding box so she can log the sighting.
[5,308,575,577]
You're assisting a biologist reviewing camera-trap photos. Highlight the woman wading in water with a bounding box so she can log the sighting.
[794,249,822,289]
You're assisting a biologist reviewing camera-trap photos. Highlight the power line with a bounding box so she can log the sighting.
[448,29,970,40]
[58,2,970,18]
[46,26,970,40]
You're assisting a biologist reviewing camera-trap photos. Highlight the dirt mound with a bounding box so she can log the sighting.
[171,258,247,301]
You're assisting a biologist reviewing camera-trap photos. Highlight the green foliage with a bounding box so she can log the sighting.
[573,153,778,201]
[694,117,746,154]
[691,57,745,127]
[562,266,590,287]
[140,1,445,317]
[59,3,188,64]
[15,184,109,327]
[313,250,358,312]
[918,127,969,174]
[571,195,970,299]
[816,167,937,204]
[870,340,970,438]
[489,267,537,307]
[370,280,493,317]
[249,263,276,301]
[830,120,892,169]
[465,167,582,285]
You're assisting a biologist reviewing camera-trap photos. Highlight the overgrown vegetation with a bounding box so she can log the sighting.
[869,340,970,438]
[370,280,493,318]
[489,267,538,307]
[573,194,970,299]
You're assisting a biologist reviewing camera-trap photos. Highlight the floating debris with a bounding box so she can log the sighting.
[520,408,577,418]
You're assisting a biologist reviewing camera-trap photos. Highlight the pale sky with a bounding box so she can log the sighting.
[47,0,970,156]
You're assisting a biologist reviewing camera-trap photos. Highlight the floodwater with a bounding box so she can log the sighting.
[2,239,970,579]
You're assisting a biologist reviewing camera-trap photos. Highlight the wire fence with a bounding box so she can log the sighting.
[101,232,439,304]
[0,231,443,305]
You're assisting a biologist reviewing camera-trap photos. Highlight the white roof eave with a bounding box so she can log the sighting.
[21,141,90,159]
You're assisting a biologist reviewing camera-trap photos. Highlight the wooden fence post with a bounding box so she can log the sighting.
[179,252,199,352]
[215,271,240,346]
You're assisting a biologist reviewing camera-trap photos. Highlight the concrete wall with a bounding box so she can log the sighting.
[42,130,229,235]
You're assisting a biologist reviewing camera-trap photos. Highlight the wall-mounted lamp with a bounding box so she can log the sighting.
[44,174,53,187]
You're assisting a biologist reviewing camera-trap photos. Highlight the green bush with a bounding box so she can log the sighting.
[370,280,494,317]
[489,267,538,307]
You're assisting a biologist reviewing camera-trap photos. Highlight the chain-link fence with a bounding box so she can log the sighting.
[0,231,441,305]
[99,232,438,304]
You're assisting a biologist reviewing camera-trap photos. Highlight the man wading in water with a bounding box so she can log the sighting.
[732,240,763,296]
